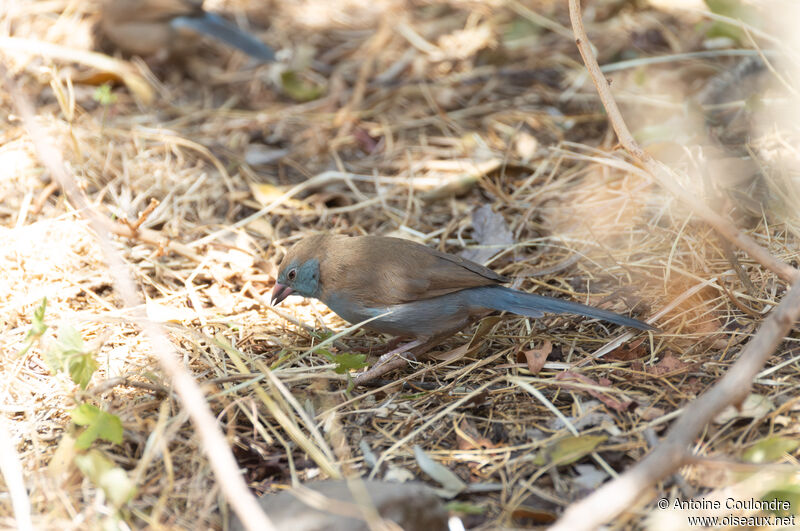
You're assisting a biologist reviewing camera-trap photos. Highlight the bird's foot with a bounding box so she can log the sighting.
[352,338,427,386]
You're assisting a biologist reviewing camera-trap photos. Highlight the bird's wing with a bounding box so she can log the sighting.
[319,236,507,307]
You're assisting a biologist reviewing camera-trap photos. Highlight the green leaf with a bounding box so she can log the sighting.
[71,404,124,449]
[743,437,800,464]
[46,326,98,388]
[503,17,541,43]
[446,501,487,515]
[57,326,86,355]
[314,348,335,360]
[18,297,49,357]
[69,354,98,390]
[704,0,761,43]
[763,486,800,517]
[331,352,368,374]
[29,297,48,337]
[92,84,118,106]
[74,450,136,507]
[280,71,325,102]
[533,435,607,466]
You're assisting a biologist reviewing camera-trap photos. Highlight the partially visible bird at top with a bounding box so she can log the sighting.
[98,0,275,62]
[271,233,655,383]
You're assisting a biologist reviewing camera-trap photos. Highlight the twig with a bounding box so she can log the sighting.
[30,180,58,215]
[0,420,33,531]
[109,222,202,262]
[551,279,800,530]
[566,0,799,285]
[550,2,800,528]
[123,198,160,233]
[90,376,169,397]
[2,68,276,531]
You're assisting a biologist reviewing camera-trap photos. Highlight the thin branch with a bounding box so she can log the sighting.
[0,420,33,531]
[567,0,799,285]
[550,1,800,528]
[551,279,800,530]
[2,68,275,531]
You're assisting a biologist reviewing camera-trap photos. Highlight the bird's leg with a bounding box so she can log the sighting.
[348,336,404,355]
[353,336,450,386]
[352,338,427,385]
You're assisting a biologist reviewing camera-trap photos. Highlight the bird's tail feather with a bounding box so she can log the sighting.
[472,286,654,331]
[172,13,275,62]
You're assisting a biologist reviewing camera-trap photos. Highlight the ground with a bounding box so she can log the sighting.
[1,0,799,529]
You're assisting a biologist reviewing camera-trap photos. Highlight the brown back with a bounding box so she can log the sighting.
[278,234,508,307]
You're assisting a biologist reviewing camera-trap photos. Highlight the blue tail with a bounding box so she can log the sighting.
[172,13,276,62]
[467,286,654,331]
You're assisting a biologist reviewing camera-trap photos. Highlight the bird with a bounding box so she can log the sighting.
[98,0,275,62]
[271,233,654,381]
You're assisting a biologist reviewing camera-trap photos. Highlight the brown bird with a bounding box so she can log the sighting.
[99,0,275,61]
[272,234,654,382]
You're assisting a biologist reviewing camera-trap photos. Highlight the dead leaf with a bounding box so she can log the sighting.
[634,405,666,421]
[515,131,539,164]
[714,394,774,424]
[72,71,124,86]
[461,204,514,264]
[420,158,501,200]
[554,371,635,412]
[430,315,501,361]
[573,464,608,490]
[413,445,466,498]
[532,434,607,466]
[606,337,646,361]
[353,126,383,154]
[249,183,306,209]
[646,353,690,377]
[244,145,289,166]
[455,418,495,451]
[517,340,552,374]
[511,506,558,525]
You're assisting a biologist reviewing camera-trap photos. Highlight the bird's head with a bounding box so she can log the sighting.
[271,235,327,305]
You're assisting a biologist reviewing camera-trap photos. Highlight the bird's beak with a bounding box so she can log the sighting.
[271,283,293,305]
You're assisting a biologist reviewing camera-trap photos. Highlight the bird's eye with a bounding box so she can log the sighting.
[287,269,297,281]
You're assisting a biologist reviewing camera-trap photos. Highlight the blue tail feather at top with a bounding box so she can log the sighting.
[172,13,275,62]
[468,286,655,331]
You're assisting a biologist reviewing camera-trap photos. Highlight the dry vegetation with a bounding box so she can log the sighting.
[1,0,799,529]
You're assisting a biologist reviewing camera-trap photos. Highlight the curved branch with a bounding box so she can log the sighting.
[551,1,800,529]
[2,68,275,531]
[567,0,799,285]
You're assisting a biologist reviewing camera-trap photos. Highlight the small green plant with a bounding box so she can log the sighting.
[704,0,762,43]
[42,322,134,515]
[74,450,136,508]
[92,83,117,106]
[70,403,124,450]
[18,297,48,356]
[280,70,325,102]
[45,325,98,389]
[93,83,117,130]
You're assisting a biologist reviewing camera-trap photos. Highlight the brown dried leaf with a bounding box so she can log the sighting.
[646,353,690,377]
[516,340,552,374]
[455,418,495,451]
[606,337,646,361]
[460,204,514,264]
[555,371,635,412]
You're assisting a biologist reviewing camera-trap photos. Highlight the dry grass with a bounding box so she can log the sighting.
[1,0,799,529]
